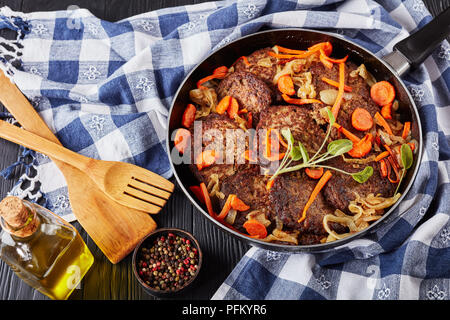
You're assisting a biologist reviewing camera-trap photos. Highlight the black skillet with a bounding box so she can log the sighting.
[166,7,450,252]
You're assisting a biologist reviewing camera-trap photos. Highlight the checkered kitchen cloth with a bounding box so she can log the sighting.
[0,0,449,299]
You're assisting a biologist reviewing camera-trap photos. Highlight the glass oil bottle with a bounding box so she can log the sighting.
[0,196,94,300]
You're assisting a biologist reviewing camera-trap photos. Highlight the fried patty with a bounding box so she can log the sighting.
[309,61,380,137]
[322,157,397,212]
[189,113,249,187]
[256,105,327,153]
[268,171,347,240]
[234,47,278,86]
[217,71,272,127]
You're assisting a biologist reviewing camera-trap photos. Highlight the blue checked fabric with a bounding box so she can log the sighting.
[0,0,449,299]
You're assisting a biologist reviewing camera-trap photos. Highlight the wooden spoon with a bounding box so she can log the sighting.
[0,72,158,264]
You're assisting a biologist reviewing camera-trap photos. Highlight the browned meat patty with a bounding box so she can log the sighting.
[322,157,397,212]
[309,61,380,138]
[188,113,249,187]
[255,105,327,154]
[217,71,272,126]
[234,48,278,86]
[219,166,271,233]
[268,171,347,241]
[220,166,270,213]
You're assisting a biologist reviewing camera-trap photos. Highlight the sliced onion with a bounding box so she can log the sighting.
[225,209,237,225]
[319,89,338,105]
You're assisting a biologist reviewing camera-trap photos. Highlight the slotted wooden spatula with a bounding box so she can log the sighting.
[0,72,159,263]
[0,119,174,213]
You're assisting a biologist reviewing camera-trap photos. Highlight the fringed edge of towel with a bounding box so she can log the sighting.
[0,11,47,207]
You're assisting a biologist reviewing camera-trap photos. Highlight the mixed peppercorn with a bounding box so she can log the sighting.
[136,232,200,292]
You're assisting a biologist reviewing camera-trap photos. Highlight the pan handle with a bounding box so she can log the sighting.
[383,6,450,76]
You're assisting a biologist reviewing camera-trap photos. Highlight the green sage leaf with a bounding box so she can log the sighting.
[290,146,303,161]
[351,166,374,183]
[401,143,413,170]
[298,141,309,163]
[326,107,335,126]
[281,128,294,146]
[327,139,353,156]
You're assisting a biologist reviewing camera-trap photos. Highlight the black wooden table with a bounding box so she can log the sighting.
[0,0,448,300]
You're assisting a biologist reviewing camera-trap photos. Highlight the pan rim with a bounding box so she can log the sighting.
[166,27,423,252]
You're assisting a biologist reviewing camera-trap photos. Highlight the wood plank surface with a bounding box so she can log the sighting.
[0,0,447,301]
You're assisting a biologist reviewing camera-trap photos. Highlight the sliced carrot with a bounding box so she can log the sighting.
[227,97,239,119]
[243,219,267,239]
[217,194,235,220]
[308,42,332,56]
[375,151,390,162]
[299,170,333,223]
[321,53,348,64]
[196,150,217,171]
[247,111,253,128]
[321,77,352,92]
[265,152,286,161]
[348,133,373,158]
[319,50,333,69]
[381,103,392,120]
[331,62,345,120]
[374,112,393,135]
[233,56,250,66]
[200,182,216,218]
[277,74,296,95]
[379,159,388,178]
[408,141,415,151]
[274,129,289,148]
[197,66,228,89]
[387,156,400,183]
[266,179,275,190]
[351,107,373,131]
[274,45,306,55]
[244,149,257,162]
[305,167,324,179]
[189,185,205,204]
[181,103,197,128]
[268,52,306,59]
[216,95,232,114]
[370,81,395,106]
[174,128,191,154]
[282,93,322,105]
[402,121,411,140]
[265,128,273,158]
[237,108,248,115]
[231,196,250,211]
[333,123,360,143]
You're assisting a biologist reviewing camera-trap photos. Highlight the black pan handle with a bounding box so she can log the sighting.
[394,6,450,69]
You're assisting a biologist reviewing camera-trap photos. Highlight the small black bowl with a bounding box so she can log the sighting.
[132,228,203,298]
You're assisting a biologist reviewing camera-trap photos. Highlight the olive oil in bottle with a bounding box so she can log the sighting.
[0,196,94,300]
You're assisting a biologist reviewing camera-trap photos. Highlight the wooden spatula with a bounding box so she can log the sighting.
[0,119,174,213]
[0,72,158,264]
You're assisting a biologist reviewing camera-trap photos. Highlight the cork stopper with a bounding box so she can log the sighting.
[0,196,40,237]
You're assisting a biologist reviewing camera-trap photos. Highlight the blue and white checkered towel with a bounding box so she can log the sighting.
[0,0,448,299]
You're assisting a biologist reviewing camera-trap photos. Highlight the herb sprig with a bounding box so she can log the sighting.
[269,108,374,183]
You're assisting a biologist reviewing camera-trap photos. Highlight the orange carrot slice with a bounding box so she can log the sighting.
[243,219,267,239]
[196,150,217,171]
[174,128,191,154]
[402,121,411,140]
[351,107,373,131]
[379,159,388,178]
[374,112,393,135]
[348,133,373,158]
[333,123,360,143]
[231,196,250,211]
[381,103,392,120]
[321,77,352,92]
[200,182,215,218]
[274,45,307,54]
[282,93,322,105]
[375,151,390,162]
[277,74,296,95]
[217,194,236,220]
[370,81,395,106]
[299,170,333,223]
[216,96,231,114]
[331,62,345,120]
[305,167,324,179]
[227,97,239,119]
[189,185,205,204]
[181,103,197,128]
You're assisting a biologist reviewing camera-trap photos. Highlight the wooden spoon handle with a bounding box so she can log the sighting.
[0,119,92,173]
[0,72,60,144]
